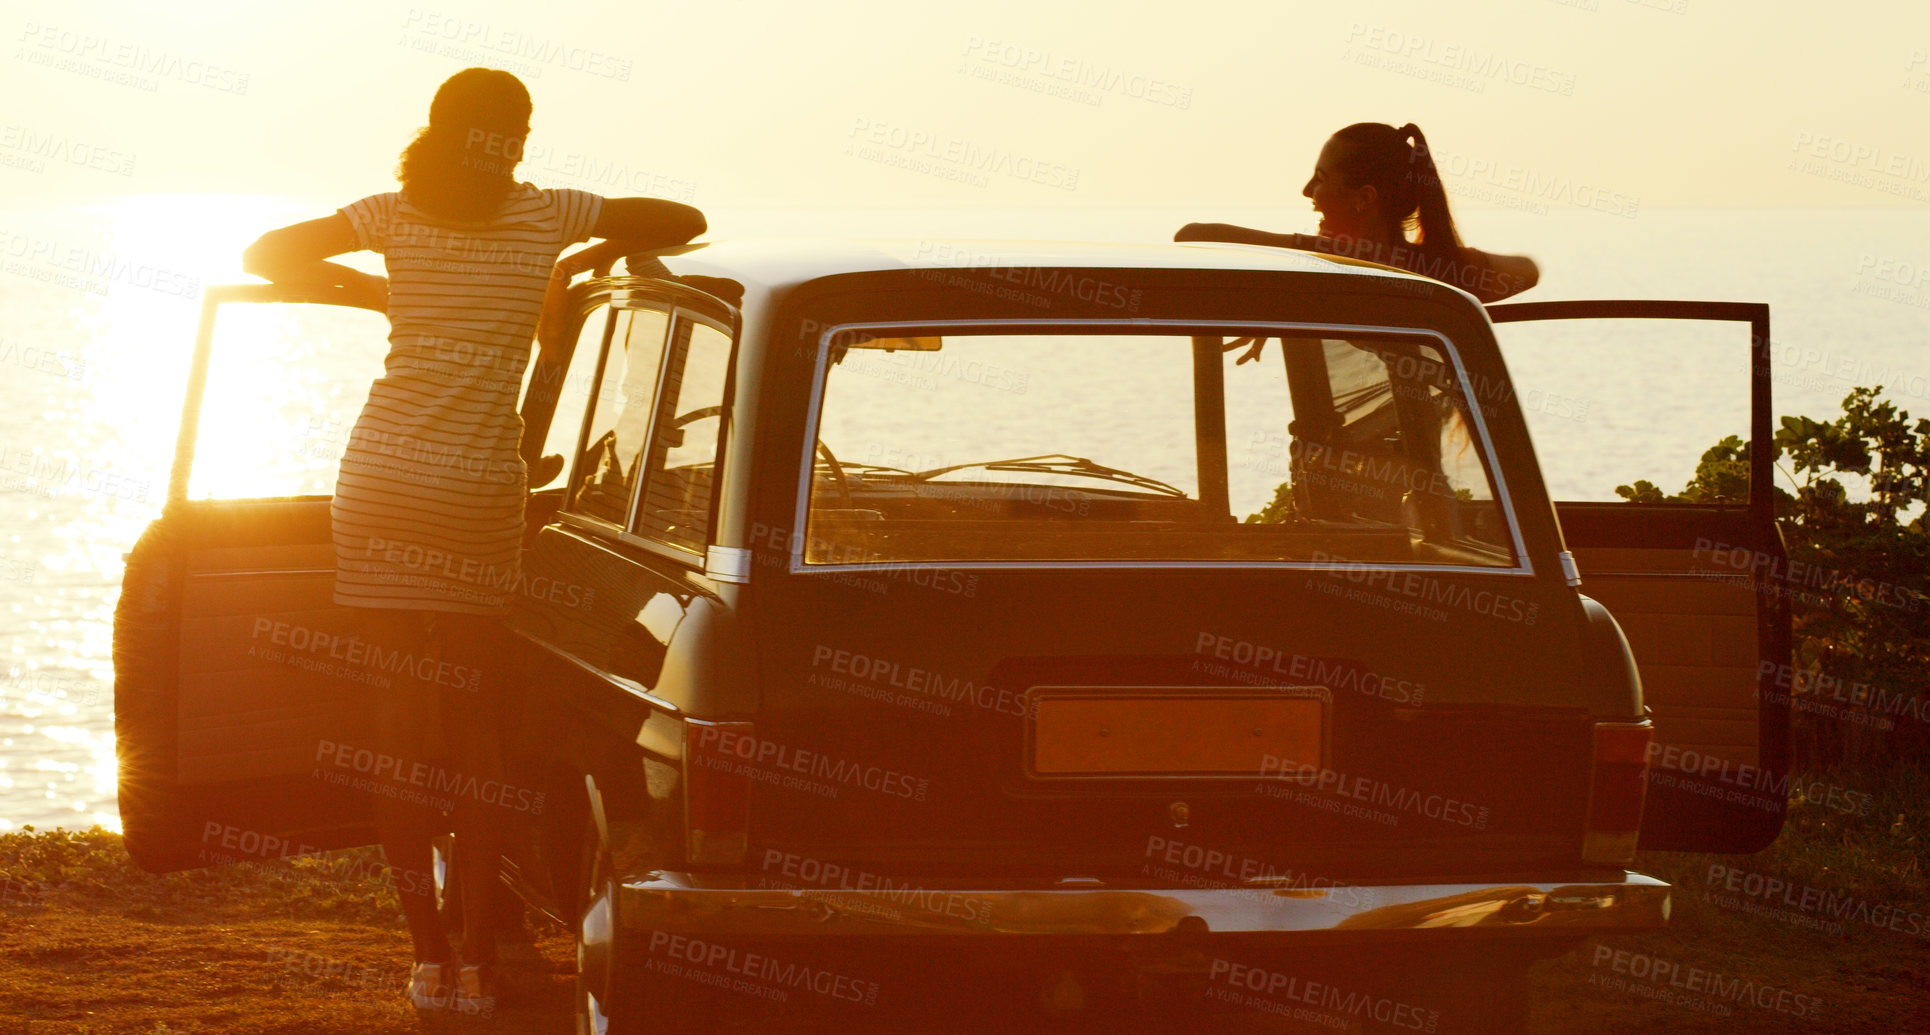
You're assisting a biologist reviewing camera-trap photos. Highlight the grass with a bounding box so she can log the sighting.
[1531,762,1930,1034]
[0,829,405,927]
[0,830,578,1033]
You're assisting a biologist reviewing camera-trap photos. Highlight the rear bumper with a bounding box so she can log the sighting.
[617,871,1670,939]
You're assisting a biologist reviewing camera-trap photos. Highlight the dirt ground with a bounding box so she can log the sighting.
[3,783,1926,1035]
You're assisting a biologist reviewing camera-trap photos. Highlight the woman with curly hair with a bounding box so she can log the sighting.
[242,67,704,1014]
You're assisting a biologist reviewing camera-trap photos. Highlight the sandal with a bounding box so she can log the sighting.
[409,961,454,1010]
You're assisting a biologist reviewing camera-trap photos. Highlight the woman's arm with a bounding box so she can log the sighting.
[1175,222,1322,250]
[536,199,709,349]
[592,197,707,249]
[527,199,708,465]
[241,214,386,305]
[1456,247,1540,303]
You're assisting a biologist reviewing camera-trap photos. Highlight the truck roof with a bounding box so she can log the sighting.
[654,237,1458,303]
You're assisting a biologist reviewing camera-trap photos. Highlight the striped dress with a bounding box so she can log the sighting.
[331,185,604,614]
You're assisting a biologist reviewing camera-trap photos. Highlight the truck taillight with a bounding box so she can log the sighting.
[683,720,753,867]
[1583,721,1654,865]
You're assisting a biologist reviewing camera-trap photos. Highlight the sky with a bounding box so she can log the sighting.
[3,0,1929,218]
[0,0,1925,836]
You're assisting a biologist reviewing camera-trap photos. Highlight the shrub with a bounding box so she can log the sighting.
[1617,387,1930,767]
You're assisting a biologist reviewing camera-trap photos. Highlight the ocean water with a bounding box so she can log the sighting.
[0,197,1925,832]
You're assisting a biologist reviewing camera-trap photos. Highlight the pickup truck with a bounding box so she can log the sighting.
[114,238,1789,1033]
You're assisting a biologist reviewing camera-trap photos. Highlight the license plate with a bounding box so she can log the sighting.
[1030,688,1327,777]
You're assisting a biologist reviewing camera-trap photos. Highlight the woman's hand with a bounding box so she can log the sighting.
[537,243,614,350]
[538,238,669,348]
[537,265,574,351]
[342,269,389,309]
[248,259,387,308]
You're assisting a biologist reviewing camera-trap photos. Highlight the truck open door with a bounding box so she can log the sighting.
[115,284,393,872]
[1488,300,1791,854]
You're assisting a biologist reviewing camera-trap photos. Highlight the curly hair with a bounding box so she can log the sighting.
[396,68,532,221]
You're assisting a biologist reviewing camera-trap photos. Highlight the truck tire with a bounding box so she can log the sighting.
[574,781,712,1035]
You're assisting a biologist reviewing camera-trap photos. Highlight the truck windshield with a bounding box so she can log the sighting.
[803,327,1518,568]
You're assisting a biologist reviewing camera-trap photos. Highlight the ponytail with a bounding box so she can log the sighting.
[1330,121,1465,252]
[1398,124,1461,250]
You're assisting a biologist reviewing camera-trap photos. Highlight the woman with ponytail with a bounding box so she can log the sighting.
[241,67,705,1015]
[1177,122,1539,302]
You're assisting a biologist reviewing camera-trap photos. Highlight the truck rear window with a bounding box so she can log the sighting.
[802,326,1519,568]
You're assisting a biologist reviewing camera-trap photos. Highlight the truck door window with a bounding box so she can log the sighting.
[633,318,732,554]
[1490,317,1749,502]
[184,302,391,499]
[571,307,670,525]
[1280,337,1500,532]
[522,304,611,493]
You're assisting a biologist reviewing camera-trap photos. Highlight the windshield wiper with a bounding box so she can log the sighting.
[819,461,915,476]
[909,454,1189,498]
